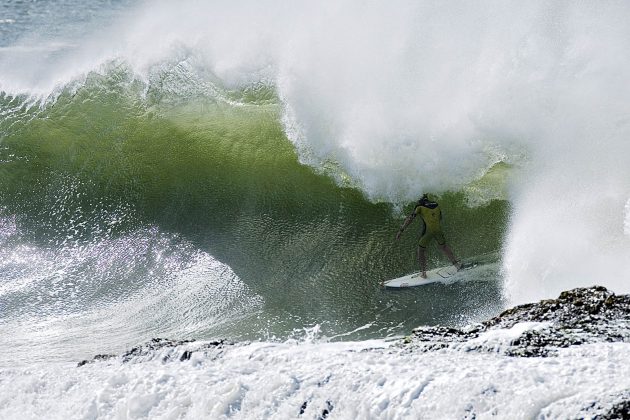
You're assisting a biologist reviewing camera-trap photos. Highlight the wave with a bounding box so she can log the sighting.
[0,66,507,357]
[2,0,630,350]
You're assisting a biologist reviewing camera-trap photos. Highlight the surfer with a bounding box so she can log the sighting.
[395,194,462,278]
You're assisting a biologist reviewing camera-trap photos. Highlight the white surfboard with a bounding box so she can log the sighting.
[382,262,478,288]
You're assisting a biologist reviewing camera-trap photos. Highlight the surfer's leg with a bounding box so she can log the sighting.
[438,243,461,270]
[417,232,432,278]
[417,246,427,278]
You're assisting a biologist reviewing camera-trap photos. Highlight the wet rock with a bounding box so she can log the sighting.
[180,350,193,361]
[406,286,630,357]
[77,337,230,366]
[319,400,334,420]
[598,398,630,420]
[299,401,308,415]
[298,399,334,419]
[121,338,195,363]
[553,390,630,419]
[587,396,630,420]
[77,354,116,367]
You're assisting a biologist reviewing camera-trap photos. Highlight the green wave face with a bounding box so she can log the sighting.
[0,70,509,340]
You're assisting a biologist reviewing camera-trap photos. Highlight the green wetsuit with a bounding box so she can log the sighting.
[414,200,446,248]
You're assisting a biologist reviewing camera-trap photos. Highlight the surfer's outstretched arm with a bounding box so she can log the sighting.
[395,212,416,240]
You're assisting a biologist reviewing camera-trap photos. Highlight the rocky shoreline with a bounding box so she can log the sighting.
[404,285,630,357]
[76,286,630,419]
[79,286,630,365]
[77,338,230,367]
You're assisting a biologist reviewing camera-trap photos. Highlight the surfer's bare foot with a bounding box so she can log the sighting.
[421,272,427,279]
[454,261,463,271]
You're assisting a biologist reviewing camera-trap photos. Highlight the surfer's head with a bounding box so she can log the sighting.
[418,193,429,205]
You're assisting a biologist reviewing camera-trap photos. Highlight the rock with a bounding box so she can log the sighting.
[121,338,195,363]
[561,390,630,419]
[77,337,230,367]
[405,286,630,357]
[77,354,116,367]
[319,400,334,420]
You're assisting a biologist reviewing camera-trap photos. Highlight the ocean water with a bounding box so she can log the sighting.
[1,1,630,418]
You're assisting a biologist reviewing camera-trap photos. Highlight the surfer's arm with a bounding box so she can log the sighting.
[395,213,416,240]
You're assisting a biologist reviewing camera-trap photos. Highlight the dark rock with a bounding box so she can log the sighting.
[121,338,194,362]
[404,286,630,357]
[319,401,334,420]
[299,401,308,415]
[120,338,229,363]
[572,390,630,419]
[298,399,333,418]
[593,400,630,420]
[600,399,630,420]
[77,354,116,367]
[77,338,230,366]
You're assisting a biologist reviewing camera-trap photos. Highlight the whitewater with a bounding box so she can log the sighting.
[2,0,630,418]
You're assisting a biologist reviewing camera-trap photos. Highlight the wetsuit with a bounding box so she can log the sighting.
[414,199,446,248]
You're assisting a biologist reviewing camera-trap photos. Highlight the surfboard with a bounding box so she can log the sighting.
[381,262,478,288]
